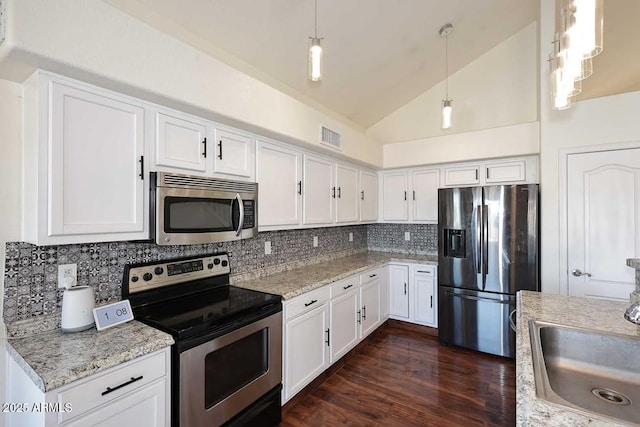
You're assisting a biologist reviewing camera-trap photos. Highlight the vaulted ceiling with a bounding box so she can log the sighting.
[104,0,640,130]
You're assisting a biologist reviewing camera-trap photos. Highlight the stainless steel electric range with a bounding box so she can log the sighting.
[122,253,282,427]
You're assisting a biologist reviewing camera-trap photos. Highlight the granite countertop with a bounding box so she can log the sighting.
[7,320,174,392]
[232,251,437,299]
[516,291,640,426]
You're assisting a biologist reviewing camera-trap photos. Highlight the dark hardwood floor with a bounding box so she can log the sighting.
[280,321,515,427]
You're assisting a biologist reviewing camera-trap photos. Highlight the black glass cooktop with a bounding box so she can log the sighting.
[134,285,281,340]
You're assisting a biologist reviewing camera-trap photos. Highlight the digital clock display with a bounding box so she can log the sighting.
[167,260,204,276]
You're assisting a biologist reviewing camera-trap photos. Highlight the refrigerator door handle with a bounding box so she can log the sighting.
[482,204,489,289]
[445,290,506,304]
[476,206,482,275]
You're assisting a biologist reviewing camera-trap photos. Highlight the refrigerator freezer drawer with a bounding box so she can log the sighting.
[438,287,515,358]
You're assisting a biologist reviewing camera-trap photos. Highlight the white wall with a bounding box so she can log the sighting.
[538,2,640,294]
[0,0,383,167]
[368,22,538,145]
[0,78,23,427]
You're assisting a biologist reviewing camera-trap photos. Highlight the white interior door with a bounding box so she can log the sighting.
[567,148,640,301]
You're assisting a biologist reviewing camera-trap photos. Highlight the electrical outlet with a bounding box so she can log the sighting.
[58,263,77,288]
[404,232,411,241]
[313,236,319,247]
[264,241,272,255]
[349,232,353,242]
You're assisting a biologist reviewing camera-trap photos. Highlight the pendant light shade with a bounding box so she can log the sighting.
[309,37,323,81]
[439,23,454,130]
[308,0,323,81]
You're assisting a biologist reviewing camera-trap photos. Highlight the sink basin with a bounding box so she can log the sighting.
[529,320,640,426]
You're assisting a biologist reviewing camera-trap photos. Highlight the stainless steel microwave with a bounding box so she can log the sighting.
[150,172,257,246]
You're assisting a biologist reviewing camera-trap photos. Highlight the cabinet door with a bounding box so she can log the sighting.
[412,169,440,222]
[155,111,208,173]
[329,289,359,363]
[213,127,254,178]
[284,304,330,401]
[443,165,480,187]
[382,172,409,221]
[303,154,334,225]
[380,266,389,320]
[388,264,409,319]
[360,279,380,338]
[484,160,526,183]
[64,380,167,427]
[336,164,359,223]
[256,140,302,227]
[414,268,436,326]
[49,81,147,240]
[359,171,378,222]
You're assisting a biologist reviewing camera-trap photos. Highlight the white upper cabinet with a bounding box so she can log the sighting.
[303,154,335,225]
[359,170,378,222]
[412,168,440,222]
[213,126,255,179]
[484,159,526,183]
[256,139,302,228]
[23,72,149,245]
[154,111,209,174]
[382,171,409,221]
[335,163,359,223]
[443,164,480,187]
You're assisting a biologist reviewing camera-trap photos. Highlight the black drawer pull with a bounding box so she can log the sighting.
[343,284,353,290]
[369,274,377,278]
[101,376,143,396]
[417,270,432,274]
[304,299,318,307]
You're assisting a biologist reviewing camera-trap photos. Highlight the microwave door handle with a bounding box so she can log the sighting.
[235,193,245,236]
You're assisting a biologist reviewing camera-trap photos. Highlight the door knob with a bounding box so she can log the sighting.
[572,269,592,277]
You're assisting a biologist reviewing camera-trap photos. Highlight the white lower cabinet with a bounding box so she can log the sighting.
[5,348,171,427]
[283,287,330,403]
[283,268,387,403]
[389,263,437,327]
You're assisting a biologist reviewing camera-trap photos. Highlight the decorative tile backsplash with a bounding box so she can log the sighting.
[3,225,367,323]
[367,223,438,254]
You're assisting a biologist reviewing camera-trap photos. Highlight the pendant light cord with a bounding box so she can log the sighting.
[314,0,318,38]
[445,32,449,99]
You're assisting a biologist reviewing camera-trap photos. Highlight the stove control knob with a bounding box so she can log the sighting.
[221,260,228,267]
[154,267,164,275]
[143,272,153,281]
[131,276,139,283]
[207,263,214,269]
[213,258,221,265]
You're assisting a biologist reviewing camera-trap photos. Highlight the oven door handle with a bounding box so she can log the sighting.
[235,193,245,237]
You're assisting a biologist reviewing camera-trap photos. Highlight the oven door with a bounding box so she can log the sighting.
[179,311,282,427]
[156,187,256,245]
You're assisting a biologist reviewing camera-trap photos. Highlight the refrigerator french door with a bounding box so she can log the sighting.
[437,184,539,358]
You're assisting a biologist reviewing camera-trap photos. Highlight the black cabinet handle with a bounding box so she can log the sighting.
[361,190,365,200]
[343,284,353,290]
[475,169,478,180]
[202,137,207,158]
[357,309,361,324]
[304,299,318,307]
[338,187,341,198]
[404,191,407,201]
[332,187,336,198]
[218,140,223,160]
[413,190,416,200]
[369,274,377,278]
[416,270,431,274]
[101,376,143,396]
[486,168,490,179]
[138,156,144,180]
[325,328,330,346]
[362,305,367,320]
[430,295,433,308]
[404,283,407,295]
[298,181,302,195]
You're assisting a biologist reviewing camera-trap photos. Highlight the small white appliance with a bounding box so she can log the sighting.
[61,286,96,332]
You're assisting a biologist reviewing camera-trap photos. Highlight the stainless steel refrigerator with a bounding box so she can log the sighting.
[437,184,539,358]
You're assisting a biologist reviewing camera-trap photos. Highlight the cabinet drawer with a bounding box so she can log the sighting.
[360,267,382,284]
[330,277,359,299]
[57,350,167,423]
[284,286,330,320]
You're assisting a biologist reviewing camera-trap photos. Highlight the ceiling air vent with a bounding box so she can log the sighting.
[321,126,341,150]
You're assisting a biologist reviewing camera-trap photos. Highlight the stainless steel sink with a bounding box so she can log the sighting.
[529,320,640,426]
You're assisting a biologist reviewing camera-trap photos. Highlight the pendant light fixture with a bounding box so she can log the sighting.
[439,23,454,129]
[308,0,323,81]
